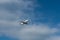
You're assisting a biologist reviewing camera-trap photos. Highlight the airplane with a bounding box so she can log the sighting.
[16,16,30,25]
[20,20,29,25]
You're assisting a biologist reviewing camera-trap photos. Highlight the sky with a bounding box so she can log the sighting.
[0,0,60,40]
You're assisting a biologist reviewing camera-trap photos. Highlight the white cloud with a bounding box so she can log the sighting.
[0,0,19,3]
[0,0,34,20]
[19,25,58,40]
[0,10,17,20]
[0,24,59,40]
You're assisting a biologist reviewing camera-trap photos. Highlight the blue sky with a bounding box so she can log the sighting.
[34,0,60,24]
[0,0,60,40]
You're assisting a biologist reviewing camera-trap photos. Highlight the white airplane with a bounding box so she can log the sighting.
[20,20,29,25]
[16,16,30,25]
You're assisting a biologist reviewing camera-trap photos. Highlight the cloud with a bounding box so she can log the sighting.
[0,0,34,20]
[0,0,19,3]
[0,0,34,39]
[19,25,58,40]
[0,24,59,40]
[46,36,60,40]
[0,9,17,20]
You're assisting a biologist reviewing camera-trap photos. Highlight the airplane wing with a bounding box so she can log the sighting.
[24,20,28,22]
